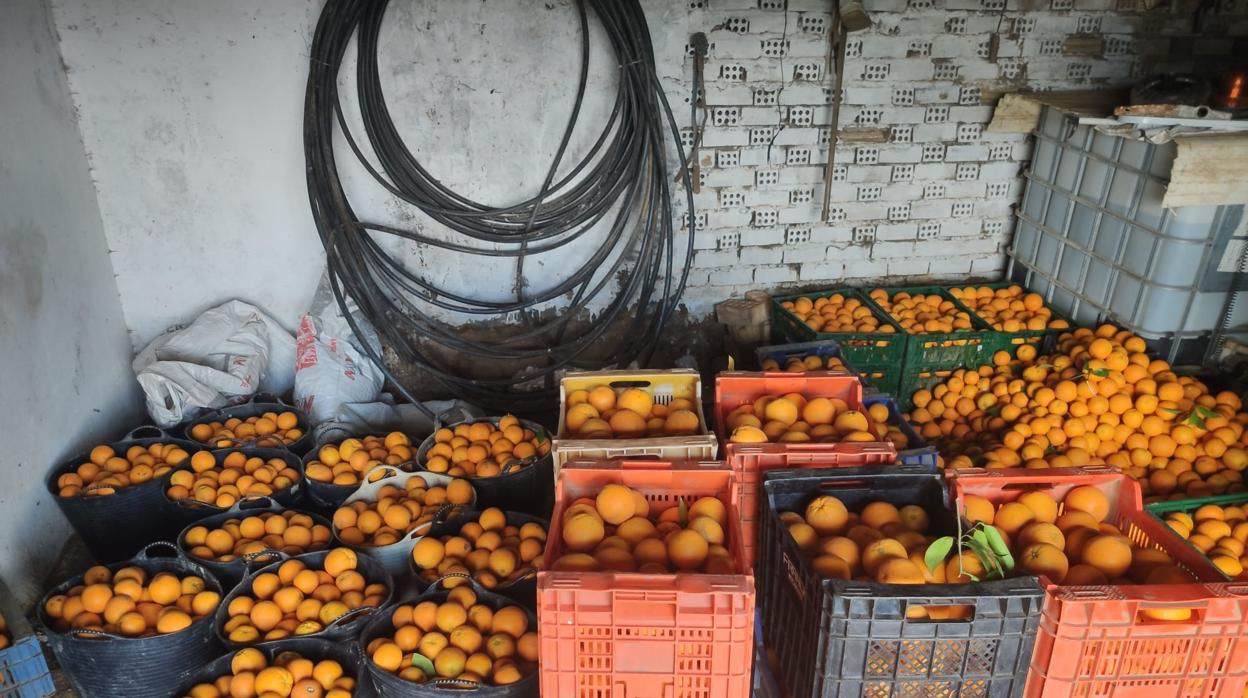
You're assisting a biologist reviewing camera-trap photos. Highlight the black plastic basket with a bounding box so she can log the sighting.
[358,578,538,698]
[409,510,549,606]
[181,393,315,455]
[173,637,375,698]
[303,438,418,514]
[175,497,335,590]
[45,426,205,563]
[213,548,393,649]
[37,542,225,698]
[415,417,553,517]
[757,467,1044,698]
[164,447,307,531]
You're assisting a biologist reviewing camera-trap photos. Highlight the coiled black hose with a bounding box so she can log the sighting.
[303,0,695,413]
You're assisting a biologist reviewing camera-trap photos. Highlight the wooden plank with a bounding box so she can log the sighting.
[986,89,1126,133]
[1165,134,1248,207]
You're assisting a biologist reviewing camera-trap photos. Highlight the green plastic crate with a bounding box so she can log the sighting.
[1145,492,1248,581]
[945,281,1075,356]
[863,285,996,372]
[770,288,908,392]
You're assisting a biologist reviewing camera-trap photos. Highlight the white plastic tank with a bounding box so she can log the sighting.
[1009,105,1248,364]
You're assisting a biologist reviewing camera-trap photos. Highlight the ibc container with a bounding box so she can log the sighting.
[1007,103,1248,365]
[950,467,1248,698]
[537,459,755,698]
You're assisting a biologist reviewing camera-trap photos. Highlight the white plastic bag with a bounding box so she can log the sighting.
[293,274,385,424]
[132,300,296,428]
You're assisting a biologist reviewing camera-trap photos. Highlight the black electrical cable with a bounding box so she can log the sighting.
[304,0,695,413]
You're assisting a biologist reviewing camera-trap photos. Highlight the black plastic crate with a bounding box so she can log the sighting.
[757,467,1043,698]
[861,395,938,469]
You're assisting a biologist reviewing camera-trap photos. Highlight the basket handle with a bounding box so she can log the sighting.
[173,495,220,512]
[125,425,167,441]
[325,604,377,628]
[430,677,484,690]
[68,627,123,641]
[135,540,181,561]
[240,548,287,568]
[505,566,539,587]
[249,392,286,406]
[424,571,474,593]
[224,495,280,515]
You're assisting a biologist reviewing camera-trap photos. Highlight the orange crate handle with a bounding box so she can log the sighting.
[732,443,896,464]
[613,458,679,469]
[950,465,1117,481]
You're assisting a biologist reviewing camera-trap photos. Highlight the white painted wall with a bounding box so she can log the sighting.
[0,0,141,604]
[48,0,1248,351]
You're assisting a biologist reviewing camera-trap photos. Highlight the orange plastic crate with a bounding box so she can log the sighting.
[714,372,897,568]
[950,467,1248,698]
[537,459,755,698]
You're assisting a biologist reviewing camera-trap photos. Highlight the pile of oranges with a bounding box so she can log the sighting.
[563,386,701,440]
[549,483,736,574]
[368,586,537,686]
[411,508,547,589]
[220,549,386,644]
[780,495,940,587]
[305,433,414,488]
[56,443,191,498]
[909,324,1248,500]
[167,451,300,510]
[759,354,849,372]
[867,289,976,334]
[951,486,1196,594]
[1161,503,1248,579]
[424,416,548,478]
[183,511,333,562]
[44,565,219,637]
[779,293,895,334]
[724,393,877,445]
[188,411,303,449]
[949,285,1069,332]
[182,648,355,698]
[332,477,473,547]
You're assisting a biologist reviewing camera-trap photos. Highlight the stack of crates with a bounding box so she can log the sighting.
[752,462,1248,697]
[542,370,754,697]
[713,371,901,568]
[771,284,1071,409]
